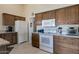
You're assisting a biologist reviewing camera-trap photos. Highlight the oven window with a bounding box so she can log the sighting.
[41,37,50,45]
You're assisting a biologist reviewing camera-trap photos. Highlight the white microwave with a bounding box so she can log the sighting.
[42,19,55,27]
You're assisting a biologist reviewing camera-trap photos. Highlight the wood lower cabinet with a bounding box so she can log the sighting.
[4,33,13,44]
[0,32,17,45]
[32,33,39,48]
[12,33,17,44]
[53,35,79,54]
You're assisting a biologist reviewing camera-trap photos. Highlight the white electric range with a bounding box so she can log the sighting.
[39,33,53,53]
[39,19,56,53]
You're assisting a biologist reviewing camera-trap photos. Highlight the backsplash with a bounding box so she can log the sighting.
[0,26,7,32]
[36,24,79,34]
[0,26,15,32]
[57,24,79,34]
[57,24,79,30]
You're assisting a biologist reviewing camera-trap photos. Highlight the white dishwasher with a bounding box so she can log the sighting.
[39,33,53,53]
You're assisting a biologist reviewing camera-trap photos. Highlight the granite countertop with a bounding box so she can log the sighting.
[0,32,17,34]
[33,32,79,38]
[0,38,10,46]
[53,33,79,38]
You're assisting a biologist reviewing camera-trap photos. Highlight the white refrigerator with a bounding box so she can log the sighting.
[15,20,28,44]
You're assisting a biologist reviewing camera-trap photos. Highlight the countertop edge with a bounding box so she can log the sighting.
[32,32,79,38]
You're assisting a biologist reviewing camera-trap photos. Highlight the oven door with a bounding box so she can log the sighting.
[40,34,53,48]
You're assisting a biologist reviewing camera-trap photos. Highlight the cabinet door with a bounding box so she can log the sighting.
[0,34,5,39]
[48,11,56,19]
[12,33,17,44]
[42,11,55,20]
[14,16,25,21]
[35,13,43,31]
[32,33,39,48]
[53,36,73,54]
[32,33,39,42]
[3,13,14,26]
[42,12,49,19]
[35,13,43,21]
[0,33,17,45]
[54,35,79,54]
[56,5,79,25]
[65,5,79,24]
[54,44,74,54]
[56,8,66,25]
[14,16,20,21]
[20,17,25,21]
[35,13,42,25]
[4,33,13,44]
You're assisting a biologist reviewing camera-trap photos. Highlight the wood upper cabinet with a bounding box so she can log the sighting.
[35,13,43,31]
[35,13,43,25]
[2,13,25,26]
[53,35,79,54]
[42,12,49,19]
[3,13,15,26]
[65,5,79,24]
[14,16,25,21]
[20,17,25,21]
[32,33,39,48]
[42,11,55,20]
[35,11,56,31]
[35,13,43,21]
[55,8,66,25]
[48,11,56,19]
[56,5,79,25]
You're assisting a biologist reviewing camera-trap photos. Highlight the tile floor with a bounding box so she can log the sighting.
[10,42,49,54]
